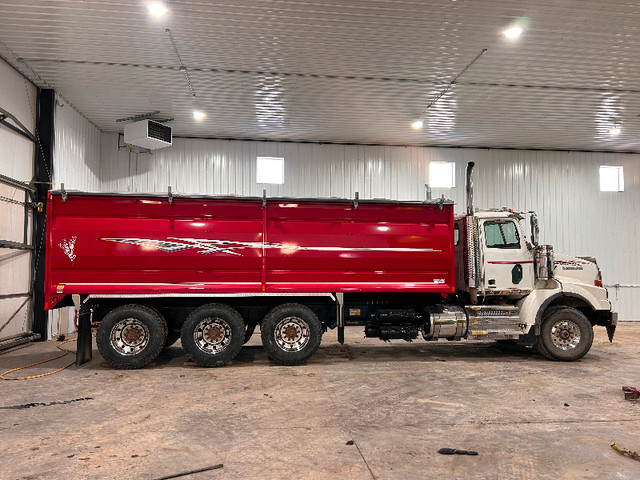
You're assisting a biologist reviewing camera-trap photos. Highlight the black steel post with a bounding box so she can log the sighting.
[31,89,54,339]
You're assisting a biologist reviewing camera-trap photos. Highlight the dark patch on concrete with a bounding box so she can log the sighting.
[0,397,93,410]
[322,344,355,360]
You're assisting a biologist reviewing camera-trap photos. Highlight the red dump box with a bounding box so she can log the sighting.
[45,192,455,309]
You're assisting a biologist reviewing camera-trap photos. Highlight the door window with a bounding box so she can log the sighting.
[484,221,520,249]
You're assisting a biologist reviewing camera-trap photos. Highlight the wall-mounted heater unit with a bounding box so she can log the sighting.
[124,120,172,149]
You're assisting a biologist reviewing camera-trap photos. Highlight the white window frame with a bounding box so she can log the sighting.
[429,161,456,188]
[599,165,624,192]
[256,156,284,184]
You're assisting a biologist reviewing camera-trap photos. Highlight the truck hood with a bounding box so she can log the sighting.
[553,253,600,285]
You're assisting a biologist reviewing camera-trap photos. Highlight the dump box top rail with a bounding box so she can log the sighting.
[45,191,455,309]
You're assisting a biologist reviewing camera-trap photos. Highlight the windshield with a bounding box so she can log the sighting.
[484,221,520,249]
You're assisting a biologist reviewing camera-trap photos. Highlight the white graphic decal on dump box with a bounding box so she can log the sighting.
[59,236,77,263]
[100,237,440,256]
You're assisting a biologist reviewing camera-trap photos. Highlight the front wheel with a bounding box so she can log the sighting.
[180,304,245,367]
[96,304,168,369]
[537,307,593,361]
[261,303,323,366]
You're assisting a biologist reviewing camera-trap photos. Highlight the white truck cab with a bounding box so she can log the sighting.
[452,162,617,361]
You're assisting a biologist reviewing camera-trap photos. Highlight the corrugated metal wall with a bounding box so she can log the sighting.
[54,132,640,320]
[53,95,101,193]
[0,58,36,338]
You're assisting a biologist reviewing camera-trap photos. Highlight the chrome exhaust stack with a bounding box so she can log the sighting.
[466,161,475,215]
[465,162,479,303]
[534,245,555,281]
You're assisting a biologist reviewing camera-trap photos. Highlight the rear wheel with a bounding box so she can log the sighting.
[180,304,245,367]
[96,304,168,369]
[261,303,323,366]
[537,307,593,361]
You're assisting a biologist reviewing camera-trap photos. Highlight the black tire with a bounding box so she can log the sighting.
[536,307,593,361]
[96,304,168,369]
[180,304,245,367]
[145,306,180,349]
[261,303,323,366]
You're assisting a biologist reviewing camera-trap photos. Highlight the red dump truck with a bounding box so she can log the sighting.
[45,163,616,369]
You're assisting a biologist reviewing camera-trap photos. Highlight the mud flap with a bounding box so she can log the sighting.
[606,324,616,343]
[336,292,344,344]
[606,311,618,343]
[75,307,93,366]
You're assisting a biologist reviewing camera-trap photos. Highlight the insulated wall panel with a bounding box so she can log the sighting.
[53,94,101,192]
[82,135,640,320]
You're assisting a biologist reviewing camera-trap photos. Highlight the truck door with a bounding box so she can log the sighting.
[479,218,534,293]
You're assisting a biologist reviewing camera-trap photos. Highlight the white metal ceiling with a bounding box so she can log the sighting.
[1,0,639,151]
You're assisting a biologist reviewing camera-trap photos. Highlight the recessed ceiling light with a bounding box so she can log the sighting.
[504,25,524,39]
[193,110,206,121]
[147,1,168,17]
[411,120,424,130]
[609,125,621,135]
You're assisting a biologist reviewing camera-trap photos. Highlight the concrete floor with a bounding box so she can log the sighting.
[1,324,640,480]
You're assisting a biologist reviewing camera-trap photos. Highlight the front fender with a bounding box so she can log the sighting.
[517,282,612,335]
[517,287,562,332]
[561,281,611,311]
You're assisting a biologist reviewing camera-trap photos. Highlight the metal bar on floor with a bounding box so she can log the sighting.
[0,332,41,352]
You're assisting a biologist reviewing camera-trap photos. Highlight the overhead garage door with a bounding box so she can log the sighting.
[0,59,37,348]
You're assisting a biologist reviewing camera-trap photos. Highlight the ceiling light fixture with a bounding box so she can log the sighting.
[147,1,168,17]
[411,120,424,130]
[609,125,622,135]
[193,110,206,121]
[503,25,524,39]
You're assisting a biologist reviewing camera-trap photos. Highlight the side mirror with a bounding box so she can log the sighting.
[529,213,539,246]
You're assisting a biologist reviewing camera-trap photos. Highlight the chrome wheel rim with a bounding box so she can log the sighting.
[550,320,581,350]
[110,318,150,355]
[274,316,310,352]
[193,317,232,354]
